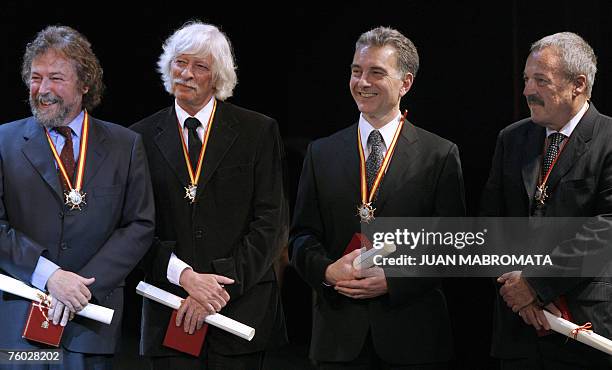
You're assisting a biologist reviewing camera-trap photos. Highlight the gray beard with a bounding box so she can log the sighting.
[29,95,74,128]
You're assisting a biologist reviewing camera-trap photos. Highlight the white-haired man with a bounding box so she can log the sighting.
[131,22,287,369]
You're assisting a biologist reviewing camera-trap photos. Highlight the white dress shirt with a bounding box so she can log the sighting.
[167,98,216,286]
[358,112,402,159]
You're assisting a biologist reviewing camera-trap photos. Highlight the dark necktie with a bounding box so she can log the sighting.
[542,132,566,176]
[55,126,75,191]
[184,117,202,170]
[366,130,385,192]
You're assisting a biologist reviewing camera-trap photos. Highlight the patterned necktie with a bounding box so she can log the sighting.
[366,130,385,192]
[542,132,566,176]
[55,126,75,191]
[184,117,202,170]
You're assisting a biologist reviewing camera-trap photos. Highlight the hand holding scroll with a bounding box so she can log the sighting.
[46,269,95,313]
[176,296,209,334]
[335,266,388,299]
[179,269,234,312]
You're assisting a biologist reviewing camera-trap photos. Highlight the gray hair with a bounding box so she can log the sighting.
[158,21,237,101]
[22,25,105,111]
[531,32,597,97]
[356,26,419,78]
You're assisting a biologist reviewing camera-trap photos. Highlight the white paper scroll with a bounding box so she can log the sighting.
[0,273,114,325]
[353,243,397,269]
[543,310,612,355]
[136,281,255,341]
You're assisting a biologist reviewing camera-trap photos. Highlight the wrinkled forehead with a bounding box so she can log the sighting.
[175,52,213,64]
[31,49,78,74]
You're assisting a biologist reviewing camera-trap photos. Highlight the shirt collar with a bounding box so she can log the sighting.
[546,101,589,138]
[175,98,216,130]
[359,112,402,150]
[54,110,84,138]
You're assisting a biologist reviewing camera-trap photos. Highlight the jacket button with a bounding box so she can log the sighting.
[60,242,69,250]
[194,230,203,239]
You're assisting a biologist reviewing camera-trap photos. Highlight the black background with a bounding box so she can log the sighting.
[2,1,612,368]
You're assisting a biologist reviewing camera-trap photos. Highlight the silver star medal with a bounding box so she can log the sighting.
[534,184,548,206]
[65,189,86,210]
[356,203,375,223]
[184,184,197,203]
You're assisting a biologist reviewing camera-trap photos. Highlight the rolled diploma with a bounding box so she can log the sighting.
[353,243,397,269]
[543,310,612,355]
[0,273,114,325]
[136,281,255,341]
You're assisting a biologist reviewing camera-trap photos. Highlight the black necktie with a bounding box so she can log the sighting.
[184,117,202,170]
[366,130,385,192]
[542,132,566,176]
[55,126,75,190]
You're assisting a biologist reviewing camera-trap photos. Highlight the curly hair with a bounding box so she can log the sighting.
[21,25,105,111]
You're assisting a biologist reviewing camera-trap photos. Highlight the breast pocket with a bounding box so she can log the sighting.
[92,185,123,198]
[559,176,595,212]
[91,185,123,215]
[210,164,253,205]
[214,164,250,180]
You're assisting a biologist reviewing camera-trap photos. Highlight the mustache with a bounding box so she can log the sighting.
[526,95,544,106]
[173,78,197,89]
[34,92,62,105]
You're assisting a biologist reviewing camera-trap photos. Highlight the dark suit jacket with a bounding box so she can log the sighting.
[289,121,466,364]
[480,103,612,359]
[131,101,287,356]
[0,116,155,353]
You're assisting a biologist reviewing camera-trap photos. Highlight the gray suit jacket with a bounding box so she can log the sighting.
[0,116,155,353]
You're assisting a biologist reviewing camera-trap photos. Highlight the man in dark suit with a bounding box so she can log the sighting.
[131,21,287,370]
[481,32,612,369]
[290,26,465,369]
[0,26,155,370]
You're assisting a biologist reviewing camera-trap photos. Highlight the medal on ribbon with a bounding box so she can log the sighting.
[45,112,90,210]
[535,136,569,207]
[356,111,407,223]
[177,100,217,203]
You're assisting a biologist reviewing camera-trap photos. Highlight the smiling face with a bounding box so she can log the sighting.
[171,53,215,116]
[523,46,587,130]
[350,45,412,128]
[29,49,87,128]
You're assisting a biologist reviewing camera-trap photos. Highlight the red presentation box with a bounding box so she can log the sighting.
[22,302,64,346]
[163,309,208,357]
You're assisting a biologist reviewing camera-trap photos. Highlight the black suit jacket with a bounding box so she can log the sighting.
[131,101,287,356]
[0,116,155,353]
[480,103,612,359]
[290,121,466,363]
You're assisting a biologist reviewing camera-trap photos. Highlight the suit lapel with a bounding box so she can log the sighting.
[21,118,63,203]
[82,117,109,189]
[196,102,238,196]
[544,104,596,194]
[521,123,546,210]
[374,122,419,215]
[341,124,361,206]
[154,106,191,187]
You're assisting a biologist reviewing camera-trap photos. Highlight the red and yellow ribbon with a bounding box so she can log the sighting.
[357,110,407,206]
[177,100,217,187]
[45,111,89,193]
